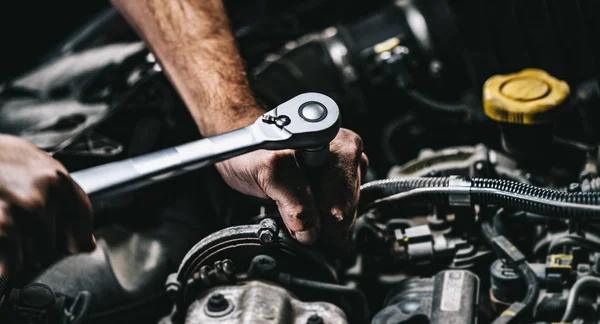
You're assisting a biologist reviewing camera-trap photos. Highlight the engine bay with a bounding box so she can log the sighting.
[2,1,600,323]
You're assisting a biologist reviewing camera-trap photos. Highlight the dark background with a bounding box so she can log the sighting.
[0,1,110,83]
[3,0,600,88]
[0,0,380,83]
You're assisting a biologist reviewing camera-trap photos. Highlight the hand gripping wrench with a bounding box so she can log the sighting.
[70,92,340,203]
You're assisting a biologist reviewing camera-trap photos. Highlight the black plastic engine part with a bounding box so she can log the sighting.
[499,123,555,162]
[372,269,479,324]
[490,259,525,309]
[481,222,540,324]
[0,283,65,324]
[574,79,600,143]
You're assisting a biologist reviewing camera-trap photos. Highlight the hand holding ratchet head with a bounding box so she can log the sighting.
[72,92,366,247]
[71,93,342,199]
[213,96,367,247]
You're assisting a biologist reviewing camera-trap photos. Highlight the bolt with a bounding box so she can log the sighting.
[285,41,298,50]
[213,260,222,271]
[222,259,235,276]
[207,293,229,312]
[429,60,443,77]
[165,273,180,300]
[165,284,179,300]
[594,258,600,275]
[475,162,484,171]
[578,89,591,100]
[418,148,434,158]
[578,264,591,274]
[568,182,582,193]
[323,27,337,38]
[146,53,156,63]
[307,314,324,324]
[379,51,392,61]
[393,46,409,55]
[248,255,277,278]
[196,265,212,285]
[258,229,274,243]
[257,218,279,244]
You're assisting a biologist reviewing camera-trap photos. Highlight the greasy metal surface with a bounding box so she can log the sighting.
[175,222,338,304]
[387,144,529,183]
[181,281,347,324]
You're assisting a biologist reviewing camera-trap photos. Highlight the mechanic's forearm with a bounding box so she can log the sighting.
[110,0,263,136]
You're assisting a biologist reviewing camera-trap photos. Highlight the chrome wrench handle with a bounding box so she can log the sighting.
[71,92,340,200]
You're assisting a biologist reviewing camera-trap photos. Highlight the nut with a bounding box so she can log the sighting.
[257,218,279,244]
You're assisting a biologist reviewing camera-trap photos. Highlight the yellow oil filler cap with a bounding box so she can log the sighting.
[483,68,570,125]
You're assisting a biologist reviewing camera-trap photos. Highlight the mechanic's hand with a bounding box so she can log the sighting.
[0,135,95,277]
[216,128,367,247]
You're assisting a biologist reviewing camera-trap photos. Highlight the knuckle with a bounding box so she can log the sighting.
[257,152,282,188]
[329,208,345,223]
[0,213,15,233]
[336,130,363,157]
[265,150,292,169]
[0,204,16,237]
[262,151,294,183]
[349,134,363,153]
[282,206,310,229]
[284,205,305,222]
[361,152,369,167]
[23,192,47,214]
[33,169,62,189]
[264,151,281,170]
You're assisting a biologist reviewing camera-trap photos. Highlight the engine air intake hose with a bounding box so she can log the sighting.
[361,177,600,219]
[405,89,472,116]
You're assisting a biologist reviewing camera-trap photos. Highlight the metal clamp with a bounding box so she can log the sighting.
[448,175,472,207]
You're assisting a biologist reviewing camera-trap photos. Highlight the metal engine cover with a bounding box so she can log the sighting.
[161,280,347,324]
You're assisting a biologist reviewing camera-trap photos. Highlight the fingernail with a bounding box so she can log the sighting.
[294,228,319,245]
[91,234,97,248]
[66,235,79,254]
[331,209,344,222]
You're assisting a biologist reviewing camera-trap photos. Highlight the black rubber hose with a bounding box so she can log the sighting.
[548,235,600,254]
[360,177,600,219]
[278,273,369,324]
[561,276,600,322]
[405,89,472,117]
[67,291,93,324]
[481,222,539,323]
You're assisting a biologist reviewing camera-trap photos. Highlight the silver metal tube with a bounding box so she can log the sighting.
[71,126,263,198]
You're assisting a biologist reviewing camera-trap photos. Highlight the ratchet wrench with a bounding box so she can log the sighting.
[70,92,340,202]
